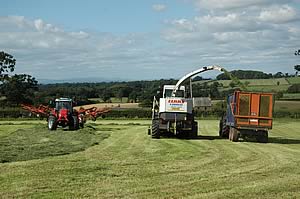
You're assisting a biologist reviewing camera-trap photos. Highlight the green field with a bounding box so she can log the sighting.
[195,77,300,93]
[0,119,300,198]
[274,101,300,113]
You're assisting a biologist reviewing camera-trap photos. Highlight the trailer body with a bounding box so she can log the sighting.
[219,91,273,142]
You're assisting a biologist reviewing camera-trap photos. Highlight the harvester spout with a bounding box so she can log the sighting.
[171,65,224,97]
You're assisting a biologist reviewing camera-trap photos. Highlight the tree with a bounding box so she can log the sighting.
[0,74,38,105]
[0,52,38,106]
[295,65,300,76]
[274,72,283,78]
[100,89,112,103]
[0,51,16,79]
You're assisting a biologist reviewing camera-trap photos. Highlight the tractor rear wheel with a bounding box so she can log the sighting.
[151,119,160,139]
[73,116,79,130]
[48,115,57,130]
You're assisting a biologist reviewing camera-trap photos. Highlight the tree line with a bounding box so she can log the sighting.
[0,51,299,107]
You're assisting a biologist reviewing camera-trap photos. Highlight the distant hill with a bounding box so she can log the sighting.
[216,70,272,80]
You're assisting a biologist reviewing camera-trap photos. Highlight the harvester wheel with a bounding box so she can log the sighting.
[151,119,160,139]
[190,121,198,138]
[48,115,57,131]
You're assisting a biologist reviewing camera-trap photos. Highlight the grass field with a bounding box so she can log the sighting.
[0,119,300,198]
[194,77,299,93]
[287,76,300,84]
[274,101,300,112]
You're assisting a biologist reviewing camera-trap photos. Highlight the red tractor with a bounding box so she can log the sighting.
[48,98,84,130]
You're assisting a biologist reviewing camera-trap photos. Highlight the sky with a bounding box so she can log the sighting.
[0,0,300,82]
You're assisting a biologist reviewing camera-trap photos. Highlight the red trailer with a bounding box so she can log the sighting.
[219,91,274,143]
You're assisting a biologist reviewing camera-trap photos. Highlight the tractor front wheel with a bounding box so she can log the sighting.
[48,116,57,131]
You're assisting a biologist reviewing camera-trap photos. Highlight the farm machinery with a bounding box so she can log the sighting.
[149,65,224,138]
[219,91,274,143]
[22,98,111,130]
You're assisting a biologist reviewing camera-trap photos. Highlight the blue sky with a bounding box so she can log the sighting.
[2,0,196,33]
[0,0,300,82]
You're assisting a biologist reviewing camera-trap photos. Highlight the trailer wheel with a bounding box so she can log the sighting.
[48,115,57,131]
[232,128,239,142]
[229,127,238,142]
[151,119,160,139]
[257,131,268,143]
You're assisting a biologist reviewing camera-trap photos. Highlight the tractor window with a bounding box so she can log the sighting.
[56,101,72,111]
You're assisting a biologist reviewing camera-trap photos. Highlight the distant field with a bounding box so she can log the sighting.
[0,119,299,198]
[246,84,290,92]
[287,76,300,84]
[282,93,300,100]
[89,97,129,103]
[77,102,139,109]
[198,78,290,87]
[274,101,300,112]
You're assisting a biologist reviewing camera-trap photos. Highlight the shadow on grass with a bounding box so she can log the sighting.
[158,135,223,140]
[268,137,300,144]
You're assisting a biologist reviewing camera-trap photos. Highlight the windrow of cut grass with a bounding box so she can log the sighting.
[0,123,110,163]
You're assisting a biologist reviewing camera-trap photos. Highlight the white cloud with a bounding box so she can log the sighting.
[258,5,298,23]
[193,0,292,10]
[1,0,300,83]
[152,4,167,12]
[161,0,300,75]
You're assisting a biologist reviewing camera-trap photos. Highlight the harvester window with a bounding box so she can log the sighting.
[164,89,184,98]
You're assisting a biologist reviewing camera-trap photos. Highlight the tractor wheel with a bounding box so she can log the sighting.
[151,119,160,139]
[48,115,57,131]
[256,131,268,143]
[73,116,79,130]
[80,122,84,128]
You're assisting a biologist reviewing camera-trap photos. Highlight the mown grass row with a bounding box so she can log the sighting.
[0,119,299,198]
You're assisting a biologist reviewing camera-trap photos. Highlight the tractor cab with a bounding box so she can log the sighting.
[55,98,73,112]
